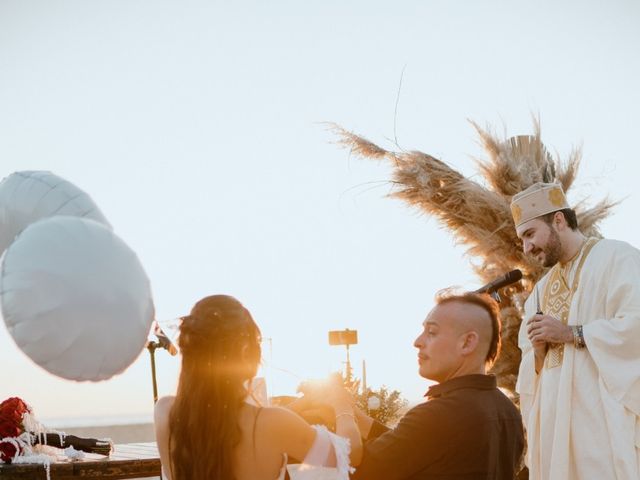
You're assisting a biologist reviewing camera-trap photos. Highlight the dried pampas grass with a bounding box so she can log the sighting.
[332,119,616,393]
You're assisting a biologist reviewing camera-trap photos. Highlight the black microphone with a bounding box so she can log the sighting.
[474,269,523,295]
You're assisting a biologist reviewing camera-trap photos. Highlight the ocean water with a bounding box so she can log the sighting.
[40,413,153,429]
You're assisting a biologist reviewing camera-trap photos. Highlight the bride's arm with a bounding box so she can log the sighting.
[354,407,375,439]
[331,398,363,466]
[265,406,362,467]
[265,407,319,462]
[291,381,364,466]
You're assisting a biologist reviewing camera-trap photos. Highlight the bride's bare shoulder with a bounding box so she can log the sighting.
[260,406,304,421]
[255,407,315,461]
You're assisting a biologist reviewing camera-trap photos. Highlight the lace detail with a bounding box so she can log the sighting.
[287,425,353,480]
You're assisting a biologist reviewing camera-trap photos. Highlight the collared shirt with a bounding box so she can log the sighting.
[351,374,524,480]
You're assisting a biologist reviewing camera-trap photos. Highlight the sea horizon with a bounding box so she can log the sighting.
[40,412,154,429]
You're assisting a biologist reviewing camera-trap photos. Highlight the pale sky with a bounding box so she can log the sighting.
[1,0,639,422]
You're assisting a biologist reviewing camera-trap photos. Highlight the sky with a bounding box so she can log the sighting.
[1,0,639,422]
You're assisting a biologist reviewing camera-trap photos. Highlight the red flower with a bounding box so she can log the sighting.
[0,398,29,436]
[0,398,29,429]
[0,419,21,439]
[0,398,30,463]
[0,440,19,463]
[0,398,29,419]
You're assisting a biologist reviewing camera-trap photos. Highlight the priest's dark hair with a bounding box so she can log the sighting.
[541,208,579,230]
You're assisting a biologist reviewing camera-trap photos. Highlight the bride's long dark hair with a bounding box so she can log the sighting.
[168,295,262,479]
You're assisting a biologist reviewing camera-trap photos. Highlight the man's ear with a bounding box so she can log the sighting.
[460,331,479,356]
[553,211,566,230]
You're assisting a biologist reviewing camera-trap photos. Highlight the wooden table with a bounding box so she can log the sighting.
[0,442,161,479]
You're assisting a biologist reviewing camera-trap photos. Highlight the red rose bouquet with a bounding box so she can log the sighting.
[0,397,30,462]
[0,397,112,464]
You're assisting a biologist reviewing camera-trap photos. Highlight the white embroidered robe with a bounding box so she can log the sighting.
[516,239,640,479]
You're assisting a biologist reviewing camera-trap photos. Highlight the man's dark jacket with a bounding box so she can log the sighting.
[351,374,524,480]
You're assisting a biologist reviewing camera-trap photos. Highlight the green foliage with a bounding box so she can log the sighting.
[355,385,408,427]
[337,371,408,427]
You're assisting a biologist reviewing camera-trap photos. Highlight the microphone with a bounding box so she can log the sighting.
[474,269,523,295]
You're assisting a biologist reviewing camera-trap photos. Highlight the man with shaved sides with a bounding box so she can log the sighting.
[346,290,524,480]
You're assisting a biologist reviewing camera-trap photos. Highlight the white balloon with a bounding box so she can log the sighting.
[0,171,110,257]
[0,216,154,381]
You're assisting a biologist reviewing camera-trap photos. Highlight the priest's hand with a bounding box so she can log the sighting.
[530,337,548,356]
[530,337,548,374]
[526,314,573,344]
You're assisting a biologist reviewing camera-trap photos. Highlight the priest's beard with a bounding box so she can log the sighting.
[541,226,562,267]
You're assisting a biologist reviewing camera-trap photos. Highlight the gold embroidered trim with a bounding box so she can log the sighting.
[542,238,599,368]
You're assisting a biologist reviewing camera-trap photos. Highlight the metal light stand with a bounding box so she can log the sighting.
[147,340,160,404]
[344,343,353,387]
[147,322,178,405]
[328,328,358,387]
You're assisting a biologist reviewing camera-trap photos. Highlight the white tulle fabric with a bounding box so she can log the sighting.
[284,425,353,480]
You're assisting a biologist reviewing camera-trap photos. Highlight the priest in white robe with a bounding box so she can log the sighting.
[511,182,640,479]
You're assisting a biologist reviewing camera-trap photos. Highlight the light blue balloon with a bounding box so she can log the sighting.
[0,171,111,257]
[0,216,154,381]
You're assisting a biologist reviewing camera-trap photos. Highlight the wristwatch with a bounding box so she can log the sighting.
[571,325,586,349]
